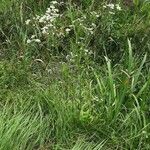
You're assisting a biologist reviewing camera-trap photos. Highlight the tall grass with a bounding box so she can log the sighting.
[0,0,150,149]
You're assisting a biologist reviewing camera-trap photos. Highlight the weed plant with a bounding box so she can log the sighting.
[0,0,150,149]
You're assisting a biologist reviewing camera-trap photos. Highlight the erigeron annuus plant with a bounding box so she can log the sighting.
[66,10,99,59]
[67,9,99,47]
[103,3,122,15]
[101,3,124,32]
[25,1,68,45]
[25,2,99,38]
[25,1,99,60]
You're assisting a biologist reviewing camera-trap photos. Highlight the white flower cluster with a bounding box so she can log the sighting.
[25,1,65,44]
[103,3,122,14]
[25,0,99,50]
[90,11,100,18]
[25,19,31,25]
[27,38,41,44]
[84,23,96,35]
[72,13,98,36]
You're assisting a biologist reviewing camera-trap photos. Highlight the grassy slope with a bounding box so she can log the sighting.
[0,0,150,149]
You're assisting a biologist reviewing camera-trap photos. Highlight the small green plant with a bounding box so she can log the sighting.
[0,0,150,149]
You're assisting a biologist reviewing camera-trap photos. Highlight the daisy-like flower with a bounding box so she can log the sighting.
[42,29,49,35]
[96,14,100,18]
[31,35,36,39]
[36,15,40,20]
[34,39,41,43]
[25,19,31,25]
[27,39,32,44]
[65,28,71,32]
[116,4,122,11]
[107,4,115,9]
[53,9,59,13]
[50,5,55,9]
[39,16,46,23]
[109,11,115,15]
[47,24,53,27]
[51,1,58,5]
[92,23,96,28]
[42,26,49,30]
[46,8,51,13]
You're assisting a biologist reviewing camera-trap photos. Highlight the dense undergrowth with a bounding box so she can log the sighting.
[0,0,150,149]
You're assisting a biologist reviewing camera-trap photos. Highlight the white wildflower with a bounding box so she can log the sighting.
[51,1,58,5]
[42,26,49,30]
[91,11,100,18]
[116,4,122,11]
[46,8,51,13]
[53,9,59,13]
[83,15,86,19]
[96,14,100,18]
[50,5,55,9]
[106,4,115,9]
[25,19,31,25]
[109,11,115,15]
[34,39,41,43]
[46,15,52,21]
[27,39,32,44]
[26,1,61,41]
[142,131,147,134]
[92,23,96,28]
[89,50,93,55]
[52,13,59,17]
[39,16,46,23]
[31,35,36,39]
[42,29,48,35]
[65,28,71,32]
[90,31,94,34]
[60,2,64,5]
[84,49,89,53]
[57,32,64,37]
[47,24,53,27]
[36,15,40,20]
